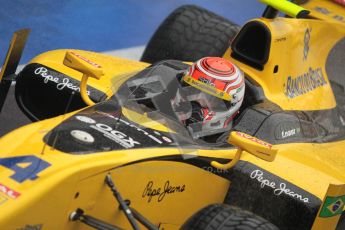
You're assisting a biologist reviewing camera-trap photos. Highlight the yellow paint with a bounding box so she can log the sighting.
[301,0,345,23]
[224,17,345,111]
[1,115,345,229]
[29,49,149,98]
[66,161,230,229]
[63,51,104,79]
[0,1,344,228]
[312,184,345,230]
[228,131,277,162]
[182,75,232,101]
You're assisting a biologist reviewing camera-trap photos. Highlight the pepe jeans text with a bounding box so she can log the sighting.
[34,67,90,95]
[142,180,185,202]
[250,169,309,203]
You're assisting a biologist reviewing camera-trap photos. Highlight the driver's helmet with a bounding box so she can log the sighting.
[181,57,245,137]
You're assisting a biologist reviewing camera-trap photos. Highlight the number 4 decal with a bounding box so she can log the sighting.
[0,155,51,183]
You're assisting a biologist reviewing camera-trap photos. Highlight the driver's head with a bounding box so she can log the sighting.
[181,57,245,137]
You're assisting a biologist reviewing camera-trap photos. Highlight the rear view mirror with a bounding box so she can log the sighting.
[63,51,104,105]
[211,131,277,170]
[63,51,104,79]
[229,131,277,162]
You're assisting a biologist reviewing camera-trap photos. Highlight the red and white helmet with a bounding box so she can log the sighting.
[182,57,245,137]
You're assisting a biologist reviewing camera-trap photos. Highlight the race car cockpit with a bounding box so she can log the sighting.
[113,57,330,147]
[116,57,245,141]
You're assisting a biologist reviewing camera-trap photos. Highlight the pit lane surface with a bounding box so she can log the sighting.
[0,0,263,136]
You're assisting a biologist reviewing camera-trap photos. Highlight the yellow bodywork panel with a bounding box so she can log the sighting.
[67,161,230,229]
[312,184,345,230]
[29,49,149,99]
[224,17,345,111]
[0,111,345,229]
[301,0,345,23]
[0,1,345,229]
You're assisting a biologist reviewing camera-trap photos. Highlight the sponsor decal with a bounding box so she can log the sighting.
[189,77,217,94]
[236,132,272,148]
[34,67,90,95]
[284,67,327,98]
[198,76,215,87]
[0,183,20,199]
[274,37,287,42]
[0,156,51,183]
[314,6,345,23]
[303,28,311,61]
[96,111,172,144]
[319,195,345,217]
[184,75,231,101]
[17,224,43,230]
[75,115,96,124]
[153,131,173,143]
[314,6,331,15]
[90,123,140,149]
[142,180,186,203]
[250,169,309,203]
[162,136,172,143]
[70,52,102,68]
[281,128,298,139]
[275,122,301,140]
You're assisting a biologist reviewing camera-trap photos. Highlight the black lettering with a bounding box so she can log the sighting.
[142,180,186,203]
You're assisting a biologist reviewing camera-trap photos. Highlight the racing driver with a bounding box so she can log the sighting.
[175,57,245,139]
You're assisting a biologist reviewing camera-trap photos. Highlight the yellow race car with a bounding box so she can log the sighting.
[0,0,344,229]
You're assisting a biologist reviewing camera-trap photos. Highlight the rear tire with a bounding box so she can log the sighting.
[181,204,279,230]
[141,5,240,63]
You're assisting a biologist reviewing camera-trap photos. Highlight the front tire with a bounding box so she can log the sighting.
[141,5,240,63]
[181,204,279,230]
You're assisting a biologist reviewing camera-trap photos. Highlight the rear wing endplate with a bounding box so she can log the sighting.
[0,29,30,112]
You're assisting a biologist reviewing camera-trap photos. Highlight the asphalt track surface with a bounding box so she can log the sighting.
[0,1,264,137]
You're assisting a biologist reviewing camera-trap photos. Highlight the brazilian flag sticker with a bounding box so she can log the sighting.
[319,195,345,218]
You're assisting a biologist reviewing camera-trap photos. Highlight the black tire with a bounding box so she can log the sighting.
[141,5,240,63]
[181,204,279,230]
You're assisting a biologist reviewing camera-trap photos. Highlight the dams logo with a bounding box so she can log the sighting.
[319,195,345,217]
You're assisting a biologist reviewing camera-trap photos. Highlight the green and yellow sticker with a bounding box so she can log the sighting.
[319,195,345,218]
